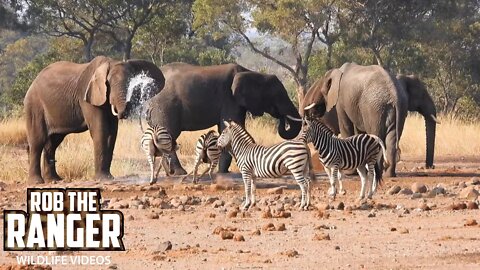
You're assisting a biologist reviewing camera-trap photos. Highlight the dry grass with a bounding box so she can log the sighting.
[0,115,479,183]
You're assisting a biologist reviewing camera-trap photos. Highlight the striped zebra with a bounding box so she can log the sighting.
[181,130,221,184]
[141,124,177,184]
[302,118,387,200]
[217,121,315,210]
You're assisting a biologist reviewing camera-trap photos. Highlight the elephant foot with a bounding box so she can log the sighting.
[171,167,187,176]
[94,172,114,181]
[385,169,396,178]
[44,172,63,182]
[28,175,45,185]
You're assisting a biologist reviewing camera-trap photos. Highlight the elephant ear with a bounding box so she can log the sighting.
[85,62,110,106]
[231,72,265,116]
[324,69,343,112]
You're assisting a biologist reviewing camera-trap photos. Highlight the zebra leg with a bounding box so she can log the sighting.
[367,163,376,199]
[356,165,368,199]
[149,156,156,185]
[155,156,164,180]
[241,171,252,210]
[197,166,210,181]
[330,167,339,199]
[249,177,256,210]
[338,171,346,195]
[192,160,201,184]
[208,161,218,183]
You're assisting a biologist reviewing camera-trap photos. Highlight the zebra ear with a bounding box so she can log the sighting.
[223,121,230,128]
[174,145,180,151]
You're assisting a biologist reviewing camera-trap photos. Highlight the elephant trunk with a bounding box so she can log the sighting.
[424,115,436,168]
[278,116,302,139]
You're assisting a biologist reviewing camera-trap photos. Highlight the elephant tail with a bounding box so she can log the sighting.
[372,135,388,185]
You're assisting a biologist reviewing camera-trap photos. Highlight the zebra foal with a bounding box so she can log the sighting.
[217,121,315,210]
[302,118,387,200]
[181,130,221,184]
[141,124,177,184]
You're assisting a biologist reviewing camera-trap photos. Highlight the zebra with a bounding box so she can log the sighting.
[301,118,387,200]
[140,124,177,185]
[217,121,315,210]
[181,130,221,184]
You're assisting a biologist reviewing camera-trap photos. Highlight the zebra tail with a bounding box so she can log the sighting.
[374,136,388,185]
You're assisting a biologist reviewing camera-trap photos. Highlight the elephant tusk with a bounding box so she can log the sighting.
[111,104,119,116]
[303,103,316,110]
[430,114,440,124]
[285,115,303,122]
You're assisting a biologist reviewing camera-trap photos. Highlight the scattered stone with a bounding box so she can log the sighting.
[399,228,409,234]
[467,201,478,210]
[262,208,273,218]
[274,211,292,218]
[359,202,373,211]
[276,223,286,231]
[418,202,431,211]
[390,227,397,232]
[251,229,261,236]
[316,203,331,211]
[267,186,285,195]
[205,196,219,204]
[208,213,216,218]
[220,231,234,240]
[367,211,376,218]
[155,241,172,253]
[411,193,423,199]
[315,210,330,219]
[469,177,480,186]
[313,232,331,241]
[334,246,340,250]
[233,234,245,241]
[213,199,225,208]
[448,202,468,210]
[399,188,413,195]
[281,249,299,257]
[262,223,276,231]
[464,219,478,226]
[147,213,159,219]
[431,186,446,196]
[127,215,135,221]
[213,226,224,235]
[227,210,238,218]
[334,201,345,210]
[459,186,479,200]
[263,259,272,263]
[387,185,402,195]
[412,183,427,193]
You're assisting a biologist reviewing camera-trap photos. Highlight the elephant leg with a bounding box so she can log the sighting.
[26,111,47,184]
[218,151,233,173]
[385,130,397,177]
[42,134,66,181]
[89,124,114,180]
[103,119,118,178]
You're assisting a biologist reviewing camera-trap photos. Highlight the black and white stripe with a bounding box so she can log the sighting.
[181,130,221,184]
[302,119,387,199]
[217,121,315,210]
[141,124,174,184]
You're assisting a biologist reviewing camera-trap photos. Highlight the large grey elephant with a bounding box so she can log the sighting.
[146,62,302,175]
[302,63,436,176]
[302,62,408,177]
[24,56,165,184]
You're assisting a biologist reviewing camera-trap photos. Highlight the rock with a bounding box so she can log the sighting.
[220,231,234,240]
[412,183,427,193]
[227,210,238,218]
[448,202,467,210]
[262,223,276,231]
[150,198,164,208]
[233,234,245,241]
[313,233,331,241]
[179,196,191,205]
[359,202,373,211]
[399,188,413,195]
[418,202,431,211]
[147,212,159,219]
[212,200,225,208]
[334,202,345,210]
[411,193,423,199]
[316,203,331,211]
[274,203,285,212]
[467,201,478,210]
[387,185,402,195]
[274,211,291,218]
[251,229,261,236]
[204,196,219,204]
[367,211,376,218]
[170,199,182,208]
[267,186,285,194]
[127,215,135,221]
[464,219,478,226]
[459,186,479,200]
[263,259,272,263]
[469,177,480,186]
[431,186,446,196]
[208,213,216,218]
[315,210,330,219]
[282,249,299,257]
[399,228,409,234]
[390,227,397,232]
[156,241,172,252]
[262,208,273,218]
[213,226,224,235]
[276,223,286,231]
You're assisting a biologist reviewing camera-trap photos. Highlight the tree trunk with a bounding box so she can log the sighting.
[326,43,333,69]
[123,37,133,61]
[84,36,94,62]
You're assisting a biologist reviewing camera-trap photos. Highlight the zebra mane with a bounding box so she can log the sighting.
[230,122,255,144]
[310,119,335,136]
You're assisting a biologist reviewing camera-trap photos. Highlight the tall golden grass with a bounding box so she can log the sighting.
[0,115,479,183]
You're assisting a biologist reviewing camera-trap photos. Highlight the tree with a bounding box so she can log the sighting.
[193,0,343,104]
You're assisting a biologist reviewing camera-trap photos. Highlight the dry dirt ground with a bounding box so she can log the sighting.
[0,157,480,270]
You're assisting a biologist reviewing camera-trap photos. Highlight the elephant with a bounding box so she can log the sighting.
[145,62,302,175]
[24,56,165,184]
[302,62,409,177]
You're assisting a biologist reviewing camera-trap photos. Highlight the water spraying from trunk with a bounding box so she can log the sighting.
[126,71,157,104]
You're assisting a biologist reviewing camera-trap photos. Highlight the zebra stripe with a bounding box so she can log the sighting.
[217,121,315,210]
[181,130,221,184]
[302,119,387,199]
[141,125,173,184]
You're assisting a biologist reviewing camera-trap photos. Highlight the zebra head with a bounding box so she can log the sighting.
[217,121,233,150]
